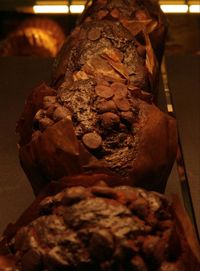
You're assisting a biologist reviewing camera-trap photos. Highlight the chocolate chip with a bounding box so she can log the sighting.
[95,85,114,99]
[97,100,117,113]
[121,111,134,124]
[110,8,120,19]
[89,230,114,261]
[21,249,42,271]
[53,106,71,121]
[97,10,109,20]
[111,82,128,98]
[113,97,130,111]
[62,187,88,205]
[82,132,102,150]
[87,28,101,41]
[119,123,127,131]
[129,197,149,219]
[101,112,120,128]
[95,78,110,86]
[39,117,54,131]
[43,96,57,109]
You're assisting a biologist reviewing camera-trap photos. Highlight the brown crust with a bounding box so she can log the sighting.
[16,0,176,195]
[17,82,177,194]
[78,0,167,64]
[0,177,199,271]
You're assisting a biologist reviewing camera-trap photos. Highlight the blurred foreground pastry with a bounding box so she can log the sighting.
[0,18,65,57]
[17,0,177,195]
[0,174,199,271]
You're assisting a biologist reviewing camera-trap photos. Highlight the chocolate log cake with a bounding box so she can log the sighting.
[0,174,200,271]
[17,0,177,195]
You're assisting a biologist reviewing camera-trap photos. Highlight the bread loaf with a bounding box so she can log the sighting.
[0,174,199,271]
[17,0,177,195]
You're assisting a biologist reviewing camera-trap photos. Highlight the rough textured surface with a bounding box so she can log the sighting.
[0,176,199,271]
[79,0,167,64]
[17,81,177,194]
[52,0,167,89]
[16,0,176,195]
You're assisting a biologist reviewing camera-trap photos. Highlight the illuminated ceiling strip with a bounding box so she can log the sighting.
[33,5,69,13]
[189,5,200,12]
[32,4,200,14]
[160,4,188,13]
[69,5,85,13]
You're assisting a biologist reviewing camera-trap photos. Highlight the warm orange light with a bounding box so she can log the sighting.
[189,5,200,13]
[69,5,85,13]
[160,4,188,13]
[33,5,69,14]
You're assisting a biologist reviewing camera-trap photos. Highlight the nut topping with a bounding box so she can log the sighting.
[87,28,101,41]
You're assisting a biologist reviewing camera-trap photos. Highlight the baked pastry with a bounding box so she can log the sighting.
[52,0,167,90]
[0,18,65,57]
[17,78,177,195]
[52,13,158,96]
[0,174,199,270]
[79,0,167,64]
[17,0,176,195]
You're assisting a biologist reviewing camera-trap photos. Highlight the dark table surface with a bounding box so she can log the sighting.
[0,56,199,236]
